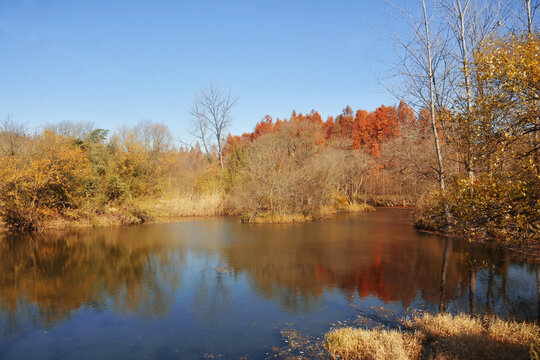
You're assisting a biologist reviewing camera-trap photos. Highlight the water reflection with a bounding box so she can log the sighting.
[192,266,234,327]
[0,226,182,339]
[220,211,536,319]
[0,209,537,358]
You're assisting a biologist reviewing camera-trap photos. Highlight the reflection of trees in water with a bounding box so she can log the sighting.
[192,264,234,327]
[0,300,42,341]
[221,218,537,319]
[0,227,183,339]
[537,269,540,323]
[451,246,538,320]
[439,238,451,312]
[469,259,476,314]
[1,213,536,340]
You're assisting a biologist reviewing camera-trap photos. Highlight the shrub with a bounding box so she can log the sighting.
[0,131,91,230]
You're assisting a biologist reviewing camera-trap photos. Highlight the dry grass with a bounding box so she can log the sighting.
[145,192,224,218]
[242,212,313,224]
[6,192,373,229]
[358,195,416,207]
[407,313,483,338]
[18,192,225,230]
[324,313,539,360]
[320,202,376,216]
[407,313,539,360]
[243,203,375,224]
[325,327,424,360]
[317,205,339,217]
[486,316,540,345]
[336,203,376,213]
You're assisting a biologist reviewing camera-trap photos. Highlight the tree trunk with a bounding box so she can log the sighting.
[422,0,450,225]
[218,139,224,169]
[455,0,475,183]
[525,0,534,34]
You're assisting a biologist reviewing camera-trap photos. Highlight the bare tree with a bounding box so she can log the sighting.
[46,120,95,140]
[0,115,27,156]
[522,0,540,168]
[381,118,440,198]
[233,119,336,218]
[190,83,237,169]
[435,0,506,181]
[421,0,448,199]
[190,100,212,163]
[333,149,374,204]
[387,0,453,223]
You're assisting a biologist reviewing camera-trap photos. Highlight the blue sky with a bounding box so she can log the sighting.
[0,0,405,142]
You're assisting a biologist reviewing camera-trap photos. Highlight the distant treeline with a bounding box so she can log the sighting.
[0,101,421,231]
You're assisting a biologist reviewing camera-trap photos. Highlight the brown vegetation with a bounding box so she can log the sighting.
[325,327,424,360]
[0,119,230,231]
[0,104,402,231]
[324,313,540,360]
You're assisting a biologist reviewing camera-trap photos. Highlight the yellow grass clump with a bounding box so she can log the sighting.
[408,313,483,338]
[325,327,424,360]
[242,203,375,224]
[336,203,376,213]
[486,316,540,345]
[324,313,539,360]
[242,212,312,224]
[408,313,539,360]
[148,192,224,218]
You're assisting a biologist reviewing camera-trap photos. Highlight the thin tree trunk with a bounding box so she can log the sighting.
[455,0,475,182]
[201,141,212,163]
[217,138,224,169]
[525,0,534,34]
[524,0,540,174]
[422,0,450,224]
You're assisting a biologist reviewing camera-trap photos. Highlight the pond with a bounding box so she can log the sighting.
[0,208,537,359]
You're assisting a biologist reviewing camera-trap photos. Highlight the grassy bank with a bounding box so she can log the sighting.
[0,192,225,231]
[0,196,376,231]
[135,192,224,219]
[241,212,313,224]
[241,203,375,224]
[324,313,539,360]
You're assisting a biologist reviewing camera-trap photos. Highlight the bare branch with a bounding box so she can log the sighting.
[190,83,237,169]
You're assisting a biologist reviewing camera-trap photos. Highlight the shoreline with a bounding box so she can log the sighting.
[2,205,536,261]
[0,202,381,234]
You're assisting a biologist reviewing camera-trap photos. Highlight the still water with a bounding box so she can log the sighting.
[0,208,537,359]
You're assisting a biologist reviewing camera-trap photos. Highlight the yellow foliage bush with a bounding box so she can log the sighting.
[0,131,91,230]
